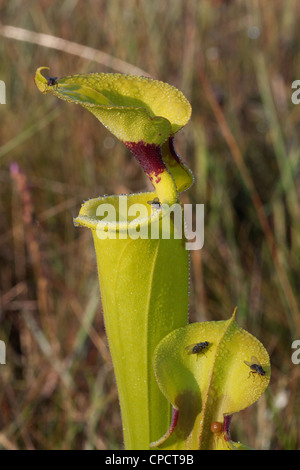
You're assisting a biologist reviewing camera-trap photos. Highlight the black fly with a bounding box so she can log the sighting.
[244,356,266,378]
[185,341,209,357]
[45,76,58,91]
[147,197,161,210]
[47,77,58,86]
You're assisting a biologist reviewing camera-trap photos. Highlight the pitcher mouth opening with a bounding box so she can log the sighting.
[74,191,168,234]
[74,192,204,250]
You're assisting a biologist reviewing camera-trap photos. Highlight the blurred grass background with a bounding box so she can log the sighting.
[0,0,300,450]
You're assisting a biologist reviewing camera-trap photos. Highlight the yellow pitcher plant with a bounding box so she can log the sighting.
[34,67,270,450]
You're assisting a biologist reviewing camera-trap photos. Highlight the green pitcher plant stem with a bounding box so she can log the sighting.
[75,192,190,449]
[34,67,271,450]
